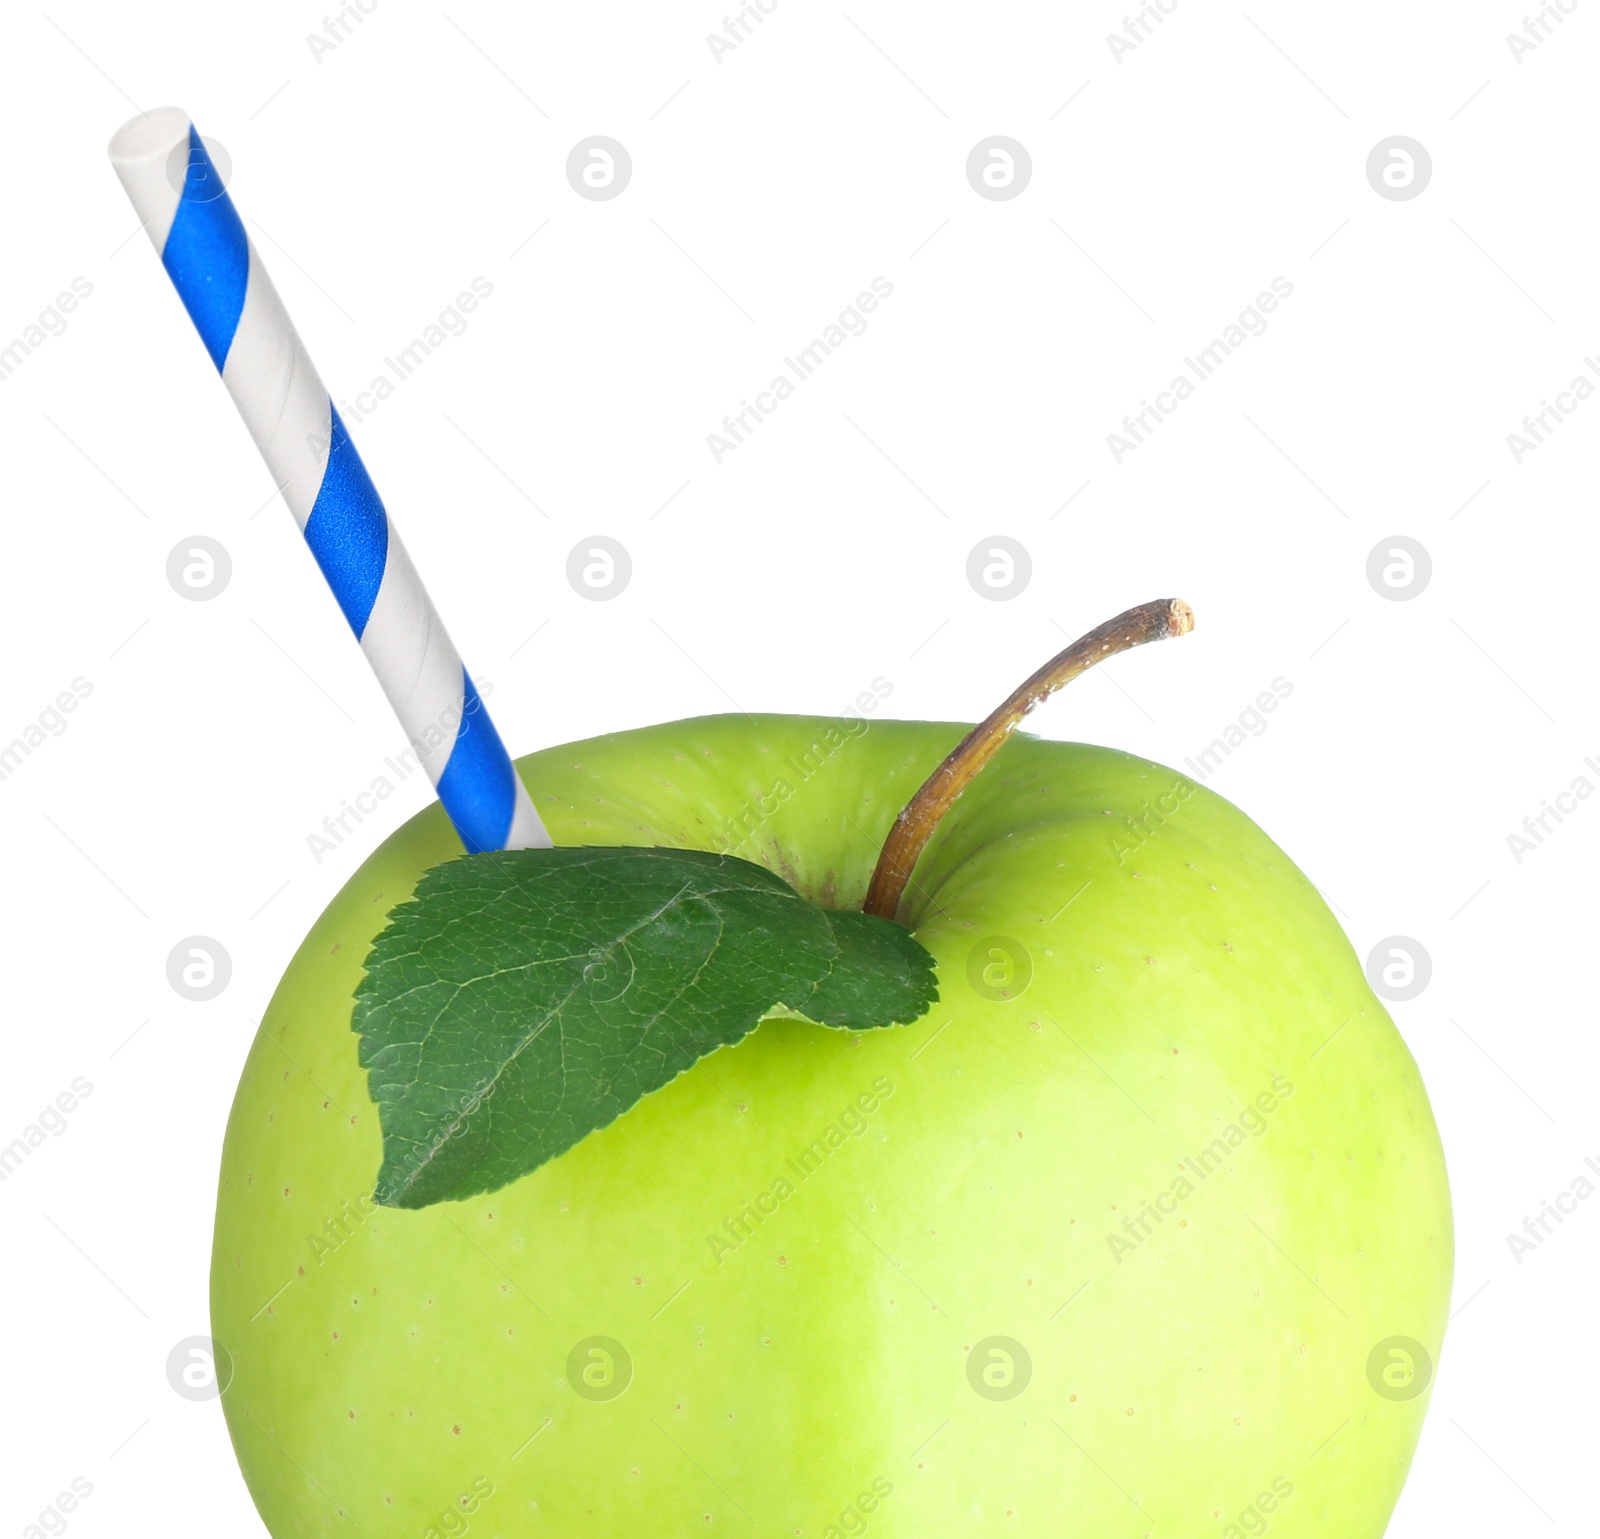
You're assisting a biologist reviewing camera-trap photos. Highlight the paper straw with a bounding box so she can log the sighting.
[107,107,548,855]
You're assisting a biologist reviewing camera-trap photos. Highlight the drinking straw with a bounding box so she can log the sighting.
[107,108,548,854]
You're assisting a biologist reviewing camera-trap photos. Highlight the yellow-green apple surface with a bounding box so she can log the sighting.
[213,654,1450,1536]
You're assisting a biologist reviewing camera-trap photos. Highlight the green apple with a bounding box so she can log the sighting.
[212,712,1450,1537]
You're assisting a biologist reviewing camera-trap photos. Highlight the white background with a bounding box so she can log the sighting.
[0,2,1593,1533]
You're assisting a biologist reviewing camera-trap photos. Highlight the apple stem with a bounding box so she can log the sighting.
[862,598,1195,922]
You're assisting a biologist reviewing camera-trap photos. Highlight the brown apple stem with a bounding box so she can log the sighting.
[863,598,1195,922]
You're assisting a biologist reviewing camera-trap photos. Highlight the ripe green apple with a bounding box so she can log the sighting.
[212,713,1450,1536]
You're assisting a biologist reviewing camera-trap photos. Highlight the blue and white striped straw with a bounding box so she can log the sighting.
[108,107,548,855]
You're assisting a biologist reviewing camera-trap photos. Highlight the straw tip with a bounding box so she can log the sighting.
[107,107,192,167]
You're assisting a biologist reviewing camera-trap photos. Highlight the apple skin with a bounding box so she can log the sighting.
[212,714,1450,1537]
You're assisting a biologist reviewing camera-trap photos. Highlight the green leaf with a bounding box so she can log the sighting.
[352,847,938,1209]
